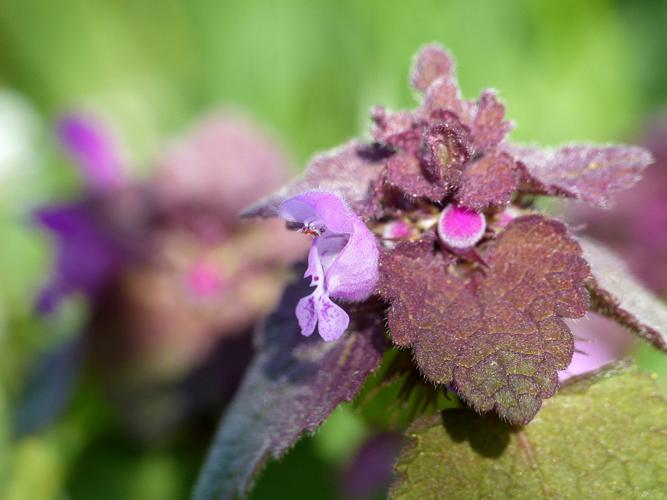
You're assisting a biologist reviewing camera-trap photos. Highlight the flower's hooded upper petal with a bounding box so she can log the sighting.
[279,191,379,302]
[279,191,353,235]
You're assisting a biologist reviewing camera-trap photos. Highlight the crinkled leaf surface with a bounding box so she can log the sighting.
[391,367,667,499]
[379,215,589,424]
[456,150,518,209]
[510,144,653,208]
[384,153,448,201]
[242,141,382,219]
[192,276,386,500]
[580,237,667,351]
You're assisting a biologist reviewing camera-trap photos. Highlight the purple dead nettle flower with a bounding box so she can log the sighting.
[278,191,379,341]
[35,114,129,313]
[196,45,667,499]
[243,43,665,426]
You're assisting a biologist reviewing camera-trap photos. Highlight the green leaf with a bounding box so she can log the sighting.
[392,367,667,499]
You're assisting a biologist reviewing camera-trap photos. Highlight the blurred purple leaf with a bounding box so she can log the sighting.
[192,275,387,499]
[341,432,403,499]
[567,114,667,295]
[580,237,667,351]
[14,336,83,436]
[510,143,653,208]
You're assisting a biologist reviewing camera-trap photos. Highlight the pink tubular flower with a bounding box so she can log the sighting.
[278,191,379,341]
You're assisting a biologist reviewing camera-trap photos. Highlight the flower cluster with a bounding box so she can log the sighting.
[248,44,659,424]
[35,111,306,436]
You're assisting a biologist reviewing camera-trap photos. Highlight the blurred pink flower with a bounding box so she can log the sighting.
[35,109,307,439]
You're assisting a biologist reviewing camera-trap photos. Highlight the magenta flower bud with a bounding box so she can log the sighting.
[437,204,486,249]
[278,191,379,342]
[382,219,411,240]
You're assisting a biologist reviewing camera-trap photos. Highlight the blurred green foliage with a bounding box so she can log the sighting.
[0,0,665,498]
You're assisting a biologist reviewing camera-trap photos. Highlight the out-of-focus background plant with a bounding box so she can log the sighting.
[0,1,666,499]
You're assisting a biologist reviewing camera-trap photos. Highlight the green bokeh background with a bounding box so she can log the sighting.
[0,0,666,498]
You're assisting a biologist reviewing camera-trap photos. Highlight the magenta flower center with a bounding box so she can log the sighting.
[437,205,486,249]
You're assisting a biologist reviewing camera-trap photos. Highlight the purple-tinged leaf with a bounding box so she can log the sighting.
[456,151,518,210]
[510,143,654,208]
[579,237,667,351]
[371,107,418,148]
[242,141,383,219]
[341,432,403,499]
[411,43,454,94]
[383,152,448,201]
[192,276,387,499]
[471,90,513,153]
[379,215,590,424]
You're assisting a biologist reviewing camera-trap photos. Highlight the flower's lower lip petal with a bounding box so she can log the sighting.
[316,295,350,342]
[296,294,318,337]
